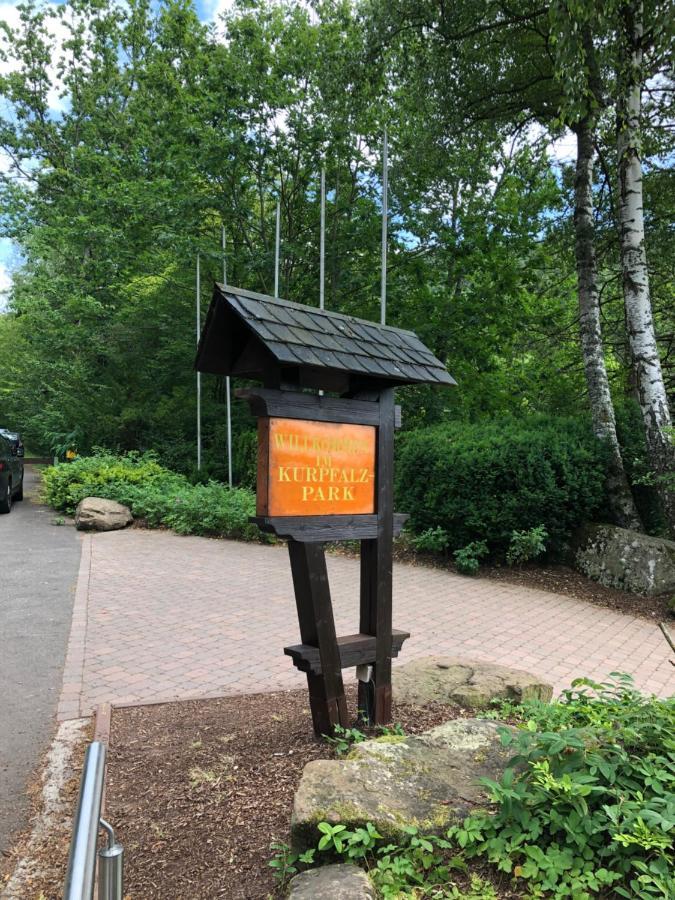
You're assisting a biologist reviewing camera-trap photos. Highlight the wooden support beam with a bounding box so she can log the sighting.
[251,512,408,542]
[284,629,410,674]
[287,540,348,735]
[358,388,396,725]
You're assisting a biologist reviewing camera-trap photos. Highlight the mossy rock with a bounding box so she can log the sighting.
[287,863,374,899]
[393,657,553,708]
[291,719,514,849]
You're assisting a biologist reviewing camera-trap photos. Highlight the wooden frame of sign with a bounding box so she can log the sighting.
[239,386,407,733]
[195,285,455,736]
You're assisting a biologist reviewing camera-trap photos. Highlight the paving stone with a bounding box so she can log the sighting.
[57,530,675,719]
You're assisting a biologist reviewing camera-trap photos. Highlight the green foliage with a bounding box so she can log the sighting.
[267,841,315,886]
[41,452,262,542]
[412,526,450,553]
[506,525,548,566]
[323,724,367,756]
[299,676,673,898]
[323,723,407,755]
[453,541,489,576]
[231,429,257,490]
[304,821,496,898]
[464,675,675,899]
[397,417,609,554]
[42,451,171,514]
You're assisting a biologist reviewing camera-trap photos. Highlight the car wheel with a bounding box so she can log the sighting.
[0,482,12,514]
[14,480,23,501]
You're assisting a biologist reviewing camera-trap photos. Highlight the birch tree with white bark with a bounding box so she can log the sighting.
[613,0,675,531]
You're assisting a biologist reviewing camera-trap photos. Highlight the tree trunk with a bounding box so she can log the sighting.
[574,118,642,530]
[617,1,675,532]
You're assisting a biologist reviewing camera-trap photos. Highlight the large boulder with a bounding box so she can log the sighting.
[287,864,374,899]
[575,524,675,596]
[75,497,133,532]
[291,718,514,849]
[393,658,553,709]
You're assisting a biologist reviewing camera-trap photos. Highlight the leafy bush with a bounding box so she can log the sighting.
[506,524,548,566]
[41,451,262,542]
[284,675,673,899]
[412,526,450,553]
[232,429,258,489]
[270,824,497,898]
[42,450,172,513]
[465,675,675,899]
[454,540,489,575]
[396,416,609,554]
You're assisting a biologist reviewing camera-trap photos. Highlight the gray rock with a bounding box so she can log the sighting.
[575,523,675,596]
[75,497,133,532]
[393,657,553,708]
[291,718,514,849]
[287,863,374,899]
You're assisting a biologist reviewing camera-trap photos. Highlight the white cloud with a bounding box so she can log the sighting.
[548,130,576,163]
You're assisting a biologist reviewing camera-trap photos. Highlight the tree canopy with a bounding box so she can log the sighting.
[0,0,672,525]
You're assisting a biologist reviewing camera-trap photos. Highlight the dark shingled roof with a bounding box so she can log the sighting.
[196,284,456,389]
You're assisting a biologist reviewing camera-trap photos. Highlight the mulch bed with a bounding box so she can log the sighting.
[106,686,520,900]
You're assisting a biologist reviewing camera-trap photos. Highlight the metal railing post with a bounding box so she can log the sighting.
[98,819,124,900]
[64,741,124,900]
[64,743,106,900]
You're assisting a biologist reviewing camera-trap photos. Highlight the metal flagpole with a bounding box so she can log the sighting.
[319,167,326,310]
[222,226,233,488]
[196,253,202,471]
[274,200,281,299]
[380,128,388,326]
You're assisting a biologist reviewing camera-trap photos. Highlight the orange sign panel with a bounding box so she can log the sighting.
[257,417,376,516]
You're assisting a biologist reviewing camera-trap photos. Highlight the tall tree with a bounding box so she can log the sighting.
[614,0,674,529]
[371,0,642,525]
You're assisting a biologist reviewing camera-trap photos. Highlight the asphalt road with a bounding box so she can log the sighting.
[0,467,81,854]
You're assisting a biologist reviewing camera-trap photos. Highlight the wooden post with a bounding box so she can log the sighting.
[358,388,395,725]
[288,540,348,735]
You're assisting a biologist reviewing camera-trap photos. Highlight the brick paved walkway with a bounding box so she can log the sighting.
[57,530,674,720]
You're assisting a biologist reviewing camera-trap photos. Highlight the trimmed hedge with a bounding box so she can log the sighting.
[395,417,609,554]
[41,451,262,542]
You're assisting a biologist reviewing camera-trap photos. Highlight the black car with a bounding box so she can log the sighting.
[0,429,24,457]
[0,431,24,513]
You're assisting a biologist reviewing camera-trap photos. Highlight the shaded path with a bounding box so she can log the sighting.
[58,529,674,720]
[0,468,81,853]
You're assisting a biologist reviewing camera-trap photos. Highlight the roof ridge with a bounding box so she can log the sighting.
[215,283,418,338]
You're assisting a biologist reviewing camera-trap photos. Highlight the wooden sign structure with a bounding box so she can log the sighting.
[196,284,454,735]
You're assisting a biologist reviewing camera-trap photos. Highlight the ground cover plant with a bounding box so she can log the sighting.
[290,675,673,899]
[41,451,262,541]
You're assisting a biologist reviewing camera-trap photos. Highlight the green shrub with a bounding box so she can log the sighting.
[290,676,674,900]
[453,540,488,575]
[411,526,450,553]
[465,675,675,899]
[42,450,173,513]
[41,451,262,542]
[506,524,548,566]
[396,417,608,554]
[232,429,257,489]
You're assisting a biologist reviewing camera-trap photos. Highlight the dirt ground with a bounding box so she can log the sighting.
[104,686,519,900]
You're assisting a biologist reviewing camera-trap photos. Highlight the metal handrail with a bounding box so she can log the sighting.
[64,741,124,900]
